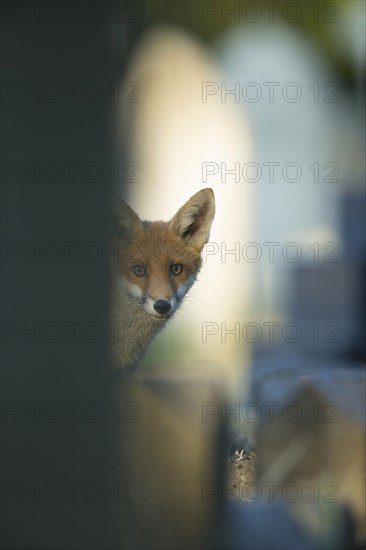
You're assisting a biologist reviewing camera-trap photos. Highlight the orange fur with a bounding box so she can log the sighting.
[110,189,215,371]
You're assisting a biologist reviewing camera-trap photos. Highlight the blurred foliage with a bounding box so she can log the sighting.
[142,0,364,86]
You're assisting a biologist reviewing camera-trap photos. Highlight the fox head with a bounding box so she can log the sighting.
[112,188,215,320]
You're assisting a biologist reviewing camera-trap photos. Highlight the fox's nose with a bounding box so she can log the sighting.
[153,299,171,315]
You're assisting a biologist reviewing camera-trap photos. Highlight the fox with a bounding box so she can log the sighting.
[110,188,215,371]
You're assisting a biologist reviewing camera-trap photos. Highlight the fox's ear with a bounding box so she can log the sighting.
[112,195,143,239]
[170,188,215,250]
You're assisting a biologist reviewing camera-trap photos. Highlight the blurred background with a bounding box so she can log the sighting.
[115,0,365,387]
[113,1,365,547]
[2,1,365,549]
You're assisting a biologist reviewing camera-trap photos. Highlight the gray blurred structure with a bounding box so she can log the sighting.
[289,190,366,360]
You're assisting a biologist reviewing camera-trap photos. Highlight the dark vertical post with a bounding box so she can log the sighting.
[1,2,120,547]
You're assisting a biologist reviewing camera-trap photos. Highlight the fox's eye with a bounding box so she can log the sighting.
[170,263,183,275]
[133,265,146,276]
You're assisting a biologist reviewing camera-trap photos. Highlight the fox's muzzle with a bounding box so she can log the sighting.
[153,299,171,315]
